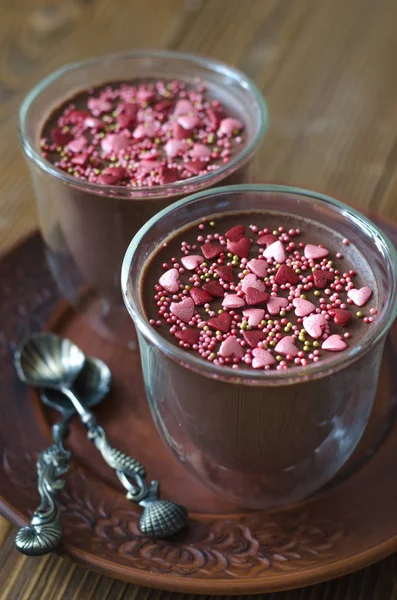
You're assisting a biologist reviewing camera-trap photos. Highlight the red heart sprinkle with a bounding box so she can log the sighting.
[117,113,136,129]
[227,237,252,259]
[214,265,234,282]
[207,107,226,129]
[118,102,138,117]
[208,313,232,333]
[242,330,265,348]
[328,308,352,326]
[257,234,277,247]
[201,243,224,259]
[245,287,270,306]
[154,100,174,112]
[225,225,246,242]
[189,288,214,306]
[313,269,334,288]
[203,281,224,297]
[274,264,299,285]
[173,122,190,139]
[97,167,126,185]
[161,166,180,184]
[175,329,200,346]
[51,129,74,146]
[184,160,206,175]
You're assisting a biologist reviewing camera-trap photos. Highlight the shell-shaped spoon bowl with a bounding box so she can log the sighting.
[15,333,85,390]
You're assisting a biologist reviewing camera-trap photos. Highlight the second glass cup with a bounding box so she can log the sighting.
[122,184,397,509]
[19,51,267,346]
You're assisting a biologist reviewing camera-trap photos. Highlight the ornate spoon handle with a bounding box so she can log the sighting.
[15,421,71,556]
[61,387,188,538]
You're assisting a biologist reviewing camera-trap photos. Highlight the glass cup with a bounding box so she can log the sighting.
[19,51,267,347]
[122,184,397,509]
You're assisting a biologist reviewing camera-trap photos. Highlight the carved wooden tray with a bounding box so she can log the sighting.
[1,229,397,595]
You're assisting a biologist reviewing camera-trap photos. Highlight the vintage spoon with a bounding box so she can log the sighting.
[15,357,111,556]
[15,333,187,540]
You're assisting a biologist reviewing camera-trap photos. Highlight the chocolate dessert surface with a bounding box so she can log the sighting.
[40,78,246,188]
[141,210,378,371]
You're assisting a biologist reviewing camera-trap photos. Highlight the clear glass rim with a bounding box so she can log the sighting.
[122,184,397,385]
[19,49,268,199]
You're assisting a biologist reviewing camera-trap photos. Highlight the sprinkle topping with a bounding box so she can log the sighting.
[147,216,377,371]
[40,79,245,187]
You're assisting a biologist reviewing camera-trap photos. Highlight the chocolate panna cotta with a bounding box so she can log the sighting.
[40,78,246,187]
[142,211,378,371]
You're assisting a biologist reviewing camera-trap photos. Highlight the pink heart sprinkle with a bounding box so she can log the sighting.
[274,336,299,357]
[170,297,195,323]
[159,268,180,293]
[84,116,104,129]
[293,298,316,317]
[347,287,373,307]
[252,348,276,368]
[139,160,160,173]
[303,314,327,339]
[190,143,211,158]
[87,97,112,115]
[267,296,288,316]
[164,139,188,158]
[243,308,265,327]
[177,115,200,130]
[67,136,88,153]
[219,336,244,358]
[304,244,329,260]
[222,294,245,309]
[263,240,287,263]
[136,89,155,103]
[241,274,265,293]
[218,117,244,135]
[101,134,130,153]
[133,121,160,139]
[247,258,268,278]
[180,255,203,270]
[174,99,194,115]
[321,334,347,352]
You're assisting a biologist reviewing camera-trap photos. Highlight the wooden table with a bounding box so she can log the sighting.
[2,0,397,597]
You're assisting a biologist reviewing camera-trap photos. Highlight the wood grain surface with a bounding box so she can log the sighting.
[1,0,397,598]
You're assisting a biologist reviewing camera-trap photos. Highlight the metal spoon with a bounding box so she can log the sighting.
[15,357,111,556]
[15,333,187,540]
